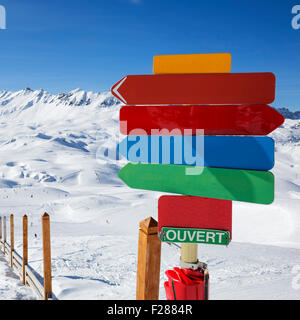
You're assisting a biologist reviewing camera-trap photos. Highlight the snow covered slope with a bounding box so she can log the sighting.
[0,253,35,300]
[0,88,299,300]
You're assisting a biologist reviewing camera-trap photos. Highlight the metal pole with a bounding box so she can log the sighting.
[180,243,198,266]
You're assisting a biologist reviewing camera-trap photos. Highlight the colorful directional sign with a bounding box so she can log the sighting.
[158,196,232,237]
[120,105,284,136]
[118,163,274,204]
[160,227,230,246]
[111,73,276,105]
[112,52,283,302]
[118,135,274,171]
[153,53,231,74]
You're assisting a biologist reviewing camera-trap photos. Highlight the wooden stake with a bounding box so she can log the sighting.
[0,217,2,242]
[181,243,198,264]
[42,213,52,300]
[22,215,28,285]
[10,214,14,267]
[3,216,6,254]
[136,217,161,300]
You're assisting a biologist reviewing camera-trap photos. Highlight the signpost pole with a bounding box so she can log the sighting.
[180,243,198,266]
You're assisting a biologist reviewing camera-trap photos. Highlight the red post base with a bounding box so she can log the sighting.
[164,267,209,300]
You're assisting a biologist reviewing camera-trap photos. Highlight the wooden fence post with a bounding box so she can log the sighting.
[42,213,52,300]
[22,215,28,285]
[0,216,2,243]
[10,214,14,267]
[136,217,161,300]
[3,216,6,254]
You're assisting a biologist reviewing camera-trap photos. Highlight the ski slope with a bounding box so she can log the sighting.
[0,252,35,300]
[0,88,299,300]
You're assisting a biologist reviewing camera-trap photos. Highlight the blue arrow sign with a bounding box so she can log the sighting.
[118,135,274,171]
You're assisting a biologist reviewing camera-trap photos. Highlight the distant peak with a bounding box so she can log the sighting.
[0,87,122,110]
[69,88,84,94]
[276,107,300,120]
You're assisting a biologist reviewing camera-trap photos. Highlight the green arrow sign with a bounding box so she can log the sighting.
[118,163,274,204]
[160,227,230,245]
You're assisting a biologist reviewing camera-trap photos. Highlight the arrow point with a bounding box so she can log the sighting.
[268,109,285,134]
[111,76,127,104]
[118,164,131,186]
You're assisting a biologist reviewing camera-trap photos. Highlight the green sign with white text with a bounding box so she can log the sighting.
[161,227,230,246]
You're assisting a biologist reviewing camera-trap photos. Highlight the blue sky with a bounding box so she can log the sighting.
[0,0,299,109]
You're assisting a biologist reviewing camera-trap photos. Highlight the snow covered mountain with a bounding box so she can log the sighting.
[0,88,299,300]
[0,88,120,114]
[277,107,300,120]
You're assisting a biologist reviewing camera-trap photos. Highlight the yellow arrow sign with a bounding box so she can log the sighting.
[153,53,231,74]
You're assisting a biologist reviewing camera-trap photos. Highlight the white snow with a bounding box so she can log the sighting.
[0,252,35,300]
[0,88,299,300]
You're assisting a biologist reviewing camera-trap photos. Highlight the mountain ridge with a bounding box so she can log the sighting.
[0,88,299,118]
[0,88,120,112]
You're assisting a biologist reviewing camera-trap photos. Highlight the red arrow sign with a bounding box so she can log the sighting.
[120,104,284,136]
[158,196,232,238]
[111,73,275,105]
